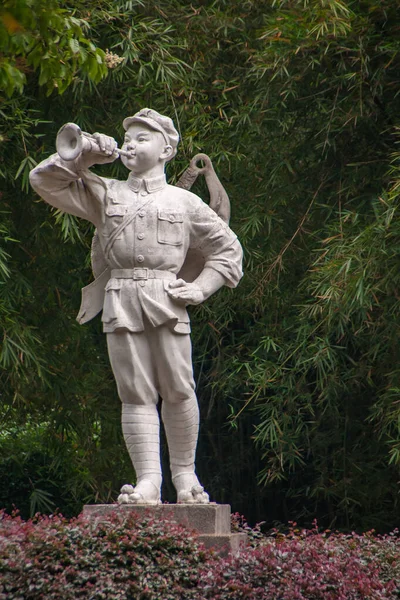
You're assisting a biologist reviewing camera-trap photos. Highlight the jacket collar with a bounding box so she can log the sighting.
[127,173,167,193]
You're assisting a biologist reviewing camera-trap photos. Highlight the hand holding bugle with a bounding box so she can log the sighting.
[56,123,132,161]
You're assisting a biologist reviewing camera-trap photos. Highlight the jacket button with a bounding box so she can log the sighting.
[137,255,144,263]
[140,191,147,196]
[139,281,146,287]
[138,211,145,217]
[137,233,145,240]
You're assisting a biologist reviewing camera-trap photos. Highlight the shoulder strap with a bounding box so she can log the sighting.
[91,153,230,277]
[103,195,155,260]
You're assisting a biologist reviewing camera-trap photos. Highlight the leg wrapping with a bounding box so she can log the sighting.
[121,404,161,488]
[161,396,199,480]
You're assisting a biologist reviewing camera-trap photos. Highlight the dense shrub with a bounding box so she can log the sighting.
[0,422,133,519]
[1,512,399,599]
[201,523,400,600]
[0,423,90,519]
[0,510,210,600]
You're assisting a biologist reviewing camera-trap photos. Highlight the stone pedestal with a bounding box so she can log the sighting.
[82,503,246,555]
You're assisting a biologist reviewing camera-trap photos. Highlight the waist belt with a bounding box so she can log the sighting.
[111,268,176,281]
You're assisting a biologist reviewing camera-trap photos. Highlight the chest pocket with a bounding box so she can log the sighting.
[157,210,184,246]
[105,205,128,238]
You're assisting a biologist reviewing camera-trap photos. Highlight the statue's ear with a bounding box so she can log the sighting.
[161,144,174,160]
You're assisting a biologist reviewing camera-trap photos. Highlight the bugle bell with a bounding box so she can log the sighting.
[56,122,131,161]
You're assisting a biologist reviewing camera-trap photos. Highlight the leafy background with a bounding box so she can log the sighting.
[1,0,399,530]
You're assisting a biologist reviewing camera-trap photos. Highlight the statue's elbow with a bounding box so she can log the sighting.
[29,168,40,193]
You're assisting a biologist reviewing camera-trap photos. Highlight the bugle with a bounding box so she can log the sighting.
[56,122,131,161]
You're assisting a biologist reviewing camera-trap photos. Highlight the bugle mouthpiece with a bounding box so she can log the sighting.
[117,148,133,158]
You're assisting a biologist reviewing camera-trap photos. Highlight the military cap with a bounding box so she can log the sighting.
[123,109,179,157]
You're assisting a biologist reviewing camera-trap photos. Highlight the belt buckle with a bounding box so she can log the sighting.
[133,268,148,280]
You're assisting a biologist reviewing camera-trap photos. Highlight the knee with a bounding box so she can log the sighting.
[160,387,196,405]
[158,371,196,404]
[117,383,158,406]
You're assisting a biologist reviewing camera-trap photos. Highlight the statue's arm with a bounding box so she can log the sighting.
[194,204,243,288]
[167,203,243,305]
[168,267,226,305]
[29,154,102,226]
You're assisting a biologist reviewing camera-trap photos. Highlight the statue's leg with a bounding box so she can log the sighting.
[149,325,210,504]
[161,398,209,504]
[106,330,162,505]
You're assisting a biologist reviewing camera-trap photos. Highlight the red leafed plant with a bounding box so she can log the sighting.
[0,509,210,600]
[0,511,399,599]
[201,519,400,599]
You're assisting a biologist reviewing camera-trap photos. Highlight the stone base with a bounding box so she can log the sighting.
[82,503,247,555]
[197,533,247,555]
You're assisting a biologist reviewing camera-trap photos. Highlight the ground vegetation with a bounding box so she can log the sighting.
[0,511,399,599]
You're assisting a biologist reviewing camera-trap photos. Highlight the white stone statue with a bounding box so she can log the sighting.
[29,109,243,505]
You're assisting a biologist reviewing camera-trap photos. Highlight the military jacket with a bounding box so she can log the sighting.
[29,154,243,334]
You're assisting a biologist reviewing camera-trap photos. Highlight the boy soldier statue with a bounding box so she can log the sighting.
[30,109,243,505]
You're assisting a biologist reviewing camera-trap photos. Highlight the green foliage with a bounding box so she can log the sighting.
[0,421,134,518]
[0,0,107,96]
[1,0,400,531]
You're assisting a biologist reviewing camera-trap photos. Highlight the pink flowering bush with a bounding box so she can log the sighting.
[0,511,399,599]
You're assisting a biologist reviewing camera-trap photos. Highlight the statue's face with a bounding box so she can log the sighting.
[121,123,167,174]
